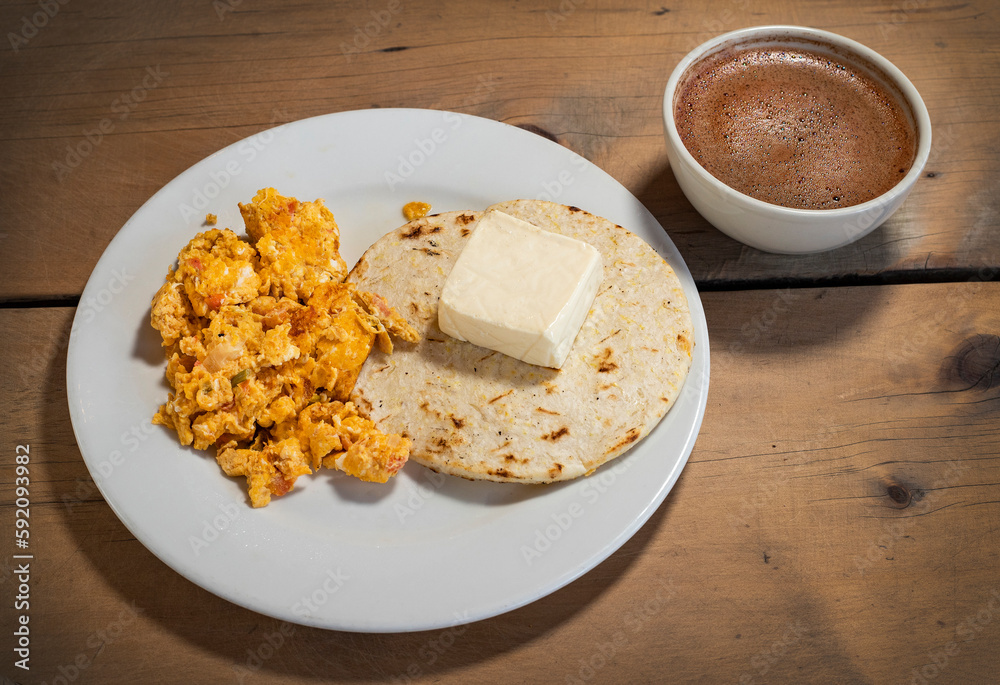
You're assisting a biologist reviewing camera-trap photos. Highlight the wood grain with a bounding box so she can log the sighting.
[2,281,997,683]
[1,0,998,301]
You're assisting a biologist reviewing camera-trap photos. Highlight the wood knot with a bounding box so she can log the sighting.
[885,483,912,508]
[951,334,1000,390]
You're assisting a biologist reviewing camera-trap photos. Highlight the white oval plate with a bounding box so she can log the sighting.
[66,108,710,633]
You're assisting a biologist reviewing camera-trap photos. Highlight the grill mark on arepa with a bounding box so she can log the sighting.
[607,427,641,454]
[488,389,513,404]
[598,329,622,344]
[596,347,618,373]
[457,213,476,225]
[419,401,466,432]
[401,223,443,239]
[536,407,560,415]
[542,426,569,441]
[423,433,463,454]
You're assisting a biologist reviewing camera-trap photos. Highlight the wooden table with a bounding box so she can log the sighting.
[2,1,998,683]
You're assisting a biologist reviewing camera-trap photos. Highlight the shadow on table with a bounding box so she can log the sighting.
[634,161,911,286]
[632,160,906,371]
[49,308,683,682]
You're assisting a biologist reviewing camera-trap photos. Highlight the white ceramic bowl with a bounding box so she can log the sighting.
[662,25,932,254]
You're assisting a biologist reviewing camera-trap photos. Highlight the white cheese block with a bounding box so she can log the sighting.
[437,209,603,369]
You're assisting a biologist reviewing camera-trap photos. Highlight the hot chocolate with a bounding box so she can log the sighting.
[674,44,917,210]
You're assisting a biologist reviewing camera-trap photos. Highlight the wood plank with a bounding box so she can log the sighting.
[2,281,998,682]
[1,0,998,300]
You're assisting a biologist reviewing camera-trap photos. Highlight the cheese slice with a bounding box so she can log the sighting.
[437,209,603,369]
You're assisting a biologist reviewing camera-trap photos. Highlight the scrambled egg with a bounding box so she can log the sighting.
[150,188,419,507]
[240,186,348,301]
[402,201,431,221]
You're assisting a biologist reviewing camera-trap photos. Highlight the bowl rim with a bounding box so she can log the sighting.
[662,24,933,218]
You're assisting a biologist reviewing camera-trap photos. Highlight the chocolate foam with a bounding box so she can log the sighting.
[675,45,917,210]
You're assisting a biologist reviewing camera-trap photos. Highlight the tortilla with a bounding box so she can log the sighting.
[347,200,693,483]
